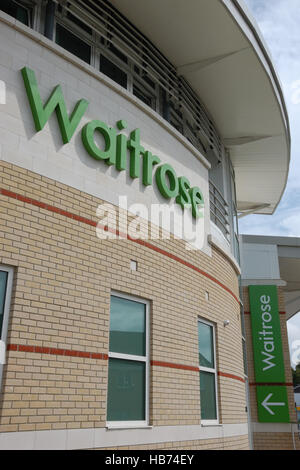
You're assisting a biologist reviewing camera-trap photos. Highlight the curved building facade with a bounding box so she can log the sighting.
[0,0,291,450]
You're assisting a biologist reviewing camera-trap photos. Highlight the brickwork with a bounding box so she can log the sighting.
[0,162,247,448]
[253,432,300,450]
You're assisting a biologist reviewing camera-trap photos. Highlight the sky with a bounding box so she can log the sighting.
[242,0,300,368]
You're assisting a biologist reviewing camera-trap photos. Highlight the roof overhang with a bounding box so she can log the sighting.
[110,0,291,215]
[241,235,300,319]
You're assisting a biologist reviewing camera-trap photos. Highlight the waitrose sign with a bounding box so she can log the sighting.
[249,285,285,383]
[249,285,289,423]
[21,67,204,219]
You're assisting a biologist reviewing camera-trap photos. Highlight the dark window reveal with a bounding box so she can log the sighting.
[100,55,127,89]
[0,271,8,338]
[133,80,155,109]
[1,0,30,26]
[56,23,91,64]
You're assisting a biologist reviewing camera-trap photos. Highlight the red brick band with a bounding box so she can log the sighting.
[0,188,240,305]
[6,343,108,360]
[0,188,98,227]
[7,343,245,383]
[244,311,286,315]
[152,364,246,384]
[218,371,245,384]
[151,360,199,372]
[132,239,240,304]
[249,382,293,387]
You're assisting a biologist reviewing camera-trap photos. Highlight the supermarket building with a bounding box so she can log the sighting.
[0,0,298,450]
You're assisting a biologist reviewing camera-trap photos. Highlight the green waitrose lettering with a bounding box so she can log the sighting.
[21,66,204,218]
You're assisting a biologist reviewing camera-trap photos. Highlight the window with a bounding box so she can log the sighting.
[64,10,93,35]
[229,159,240,263]
[0,266,14,388]
[198,319,218,424]
[4,0,223,164]
[132,79,156,109]
[169,102,184,134]
[0,0,32,26]
[133,65,157,110]
[100,54,127,89]
[184,119,206,155]
[0,267,13,340]
[107,293,149,427]
[55,23,91,64]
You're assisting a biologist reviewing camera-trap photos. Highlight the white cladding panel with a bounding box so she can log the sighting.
[0,21,211,254]
[240,242,280,280]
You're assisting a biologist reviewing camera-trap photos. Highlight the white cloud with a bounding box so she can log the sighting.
[241,1,300,368]
[291,80,300,105]
[287,314,300,368]
[240,0,300,238]
[279,215,300,237]
[0,80,6,105]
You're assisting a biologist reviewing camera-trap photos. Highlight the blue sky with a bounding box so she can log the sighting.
[242,0,300,367]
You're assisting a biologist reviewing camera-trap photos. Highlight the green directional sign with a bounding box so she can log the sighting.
[249,285,290,423]
[248,285,285,383]
[256,386,290,423]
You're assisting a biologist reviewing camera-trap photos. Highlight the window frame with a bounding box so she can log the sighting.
[132,75,157,111]
[54,7,95,66]
[0,266,14,392]
[198,317,219,426]
[0,265,14,344]
[54,2,160,111]
[106,290,150,429]
[1,0,35,28]
[99,51,129,90]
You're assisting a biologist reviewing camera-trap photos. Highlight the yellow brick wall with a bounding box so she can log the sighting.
[253,432,300,451]
[0,162,247,447]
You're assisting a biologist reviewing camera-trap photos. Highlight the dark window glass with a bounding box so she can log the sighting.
[198,321,214,369]
[199,371,217,420]
[169,103,183,134]
[133,81,155,109]
[100,55,127,89]
[1,0,29,26]
[107,295,147,422]
[108,44,128,64]
[109,296,146,356]
[141,73,155,89]
[242,338,248,376]
[169,112,183,134]
[56,24,91,64]
[0,271,8,338]
[66,12,92,35]
[198,320,218,421]
[107,358,145,421]
[134,65,155,89]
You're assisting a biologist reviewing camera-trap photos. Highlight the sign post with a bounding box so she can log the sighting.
[248,285,290,423]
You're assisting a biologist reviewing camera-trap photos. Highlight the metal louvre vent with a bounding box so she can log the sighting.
[63,0,222,162]
[209,181,230,240]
